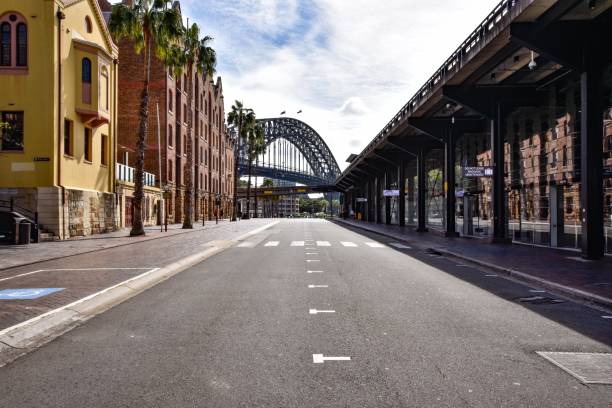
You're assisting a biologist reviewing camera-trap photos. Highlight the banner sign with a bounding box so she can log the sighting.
[356,198,367,202]
[463,166,494,178]
[383,189,400,197]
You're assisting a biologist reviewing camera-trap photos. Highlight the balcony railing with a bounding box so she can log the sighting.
[116,163,157,187]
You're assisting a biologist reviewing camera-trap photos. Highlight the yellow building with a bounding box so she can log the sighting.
[0,0,118,239]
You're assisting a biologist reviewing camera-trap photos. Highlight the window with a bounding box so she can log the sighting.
[0,13,27,69]
[168,159,173,181]
[168,125,173,147]
[562,145,568,167]
[183,103,187,123]
[82,58,92,104]
[1,23,11,66]
[1,111,24,151]
[168,90,173,112]
[85,16,92,33]
[566,197,573,214]
[84,128,92,162]
[101,134,108,165]
[100,66,109,110]
[64,119,73,156]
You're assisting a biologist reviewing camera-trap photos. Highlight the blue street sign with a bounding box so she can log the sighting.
[0,288,64,300]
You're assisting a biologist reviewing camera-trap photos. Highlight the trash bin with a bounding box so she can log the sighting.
[17,220,31,245]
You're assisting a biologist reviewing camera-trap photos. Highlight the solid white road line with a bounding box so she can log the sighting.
[365,242,385,248]
[0,268,152,283]
[309,309,335,315]
[291,241,305,246]
[389,242,411,249]
[316,241,331,247]
[529,289,546,293]
[340,241,357,247]
[308,285,328,288]
[485,274,498,277]
[264,241,279,247]
[313,354,350,364]
[307,270,323,274]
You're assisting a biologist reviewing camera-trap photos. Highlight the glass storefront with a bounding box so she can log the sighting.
[425,149,445,230]
[404,160,418,226]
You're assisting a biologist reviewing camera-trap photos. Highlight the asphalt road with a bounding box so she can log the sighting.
[1,219,611,407]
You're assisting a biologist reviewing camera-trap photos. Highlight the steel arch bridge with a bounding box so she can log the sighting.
[237,117,341,185]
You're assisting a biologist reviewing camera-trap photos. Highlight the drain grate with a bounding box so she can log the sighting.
[537,352,612,384]
[515,296,565,305]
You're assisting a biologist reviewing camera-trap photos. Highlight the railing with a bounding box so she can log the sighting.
[116,163,157,187]
[339,0,533,180]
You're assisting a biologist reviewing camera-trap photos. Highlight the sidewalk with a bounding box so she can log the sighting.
[0,220,233,271]
[334,218,612,310]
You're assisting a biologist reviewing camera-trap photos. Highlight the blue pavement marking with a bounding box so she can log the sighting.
[0,288,65,300]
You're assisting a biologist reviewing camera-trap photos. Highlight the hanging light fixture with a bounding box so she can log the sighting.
[528,51,537,71]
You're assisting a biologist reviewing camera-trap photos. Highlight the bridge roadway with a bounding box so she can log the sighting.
[237,185,339,198]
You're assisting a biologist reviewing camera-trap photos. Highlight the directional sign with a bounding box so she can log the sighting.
[463,166,494,177]
[0,288,64,300]
[313,354,351,364]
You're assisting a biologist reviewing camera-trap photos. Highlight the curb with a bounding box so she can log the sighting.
[333,219,612,312]
[0,221,279,368]
[432,247,612,312]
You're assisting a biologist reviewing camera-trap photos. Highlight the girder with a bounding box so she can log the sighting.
[237,117,341,185]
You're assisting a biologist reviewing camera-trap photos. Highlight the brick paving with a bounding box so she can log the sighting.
[0,219,274,332]
[335,218,612,307]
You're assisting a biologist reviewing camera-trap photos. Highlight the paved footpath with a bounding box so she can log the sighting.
[0,219,610,407]
[335,219,612,310]
[0,219,273,332]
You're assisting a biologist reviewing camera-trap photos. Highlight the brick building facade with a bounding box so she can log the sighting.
[109,0,234,224]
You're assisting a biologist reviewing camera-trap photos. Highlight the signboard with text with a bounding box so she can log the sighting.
[383,189,400,197]
[462,166,494,178]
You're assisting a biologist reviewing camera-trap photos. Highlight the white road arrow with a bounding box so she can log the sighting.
[309,309,335,315]
[308,285,328,288]
[313,354,351,364]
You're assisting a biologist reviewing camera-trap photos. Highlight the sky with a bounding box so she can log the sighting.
[132,0,501,170]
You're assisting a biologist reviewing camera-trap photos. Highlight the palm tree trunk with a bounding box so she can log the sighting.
[245,158,252,219]
[130,35,151,237]
[231,119,241,221]
[183,64,194,229]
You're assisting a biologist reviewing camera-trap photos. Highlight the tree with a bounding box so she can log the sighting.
[166,23,216,229]
[245,124,266,219]
[109,0,183,236]
[227,101,255,221]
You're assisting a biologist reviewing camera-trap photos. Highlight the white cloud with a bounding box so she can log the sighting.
[178,0,500,170]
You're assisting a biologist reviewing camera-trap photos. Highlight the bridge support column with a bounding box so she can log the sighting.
[375,176,382,224]
[445,129,459,237]
[417,148,428,233]
[398,161,405,227]
[491,104,510,243]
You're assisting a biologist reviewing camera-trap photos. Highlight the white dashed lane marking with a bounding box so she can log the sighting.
[340,242,357,247]
[237,242,255,248]
[264,241,279,247]
[307,270,323,274]
[316,241,331,247]
[308,285,328,288]
[313,354,350,364]
[291,241,305,247]
[309,309,335,315]
[365,242,385,248]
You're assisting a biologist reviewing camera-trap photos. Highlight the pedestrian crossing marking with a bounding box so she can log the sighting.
[341,242,357,247]
[264,241,279,247]
[389,242,411,249]
[317,241,331,247]
[291,241,305,246]
[365,242,385,248]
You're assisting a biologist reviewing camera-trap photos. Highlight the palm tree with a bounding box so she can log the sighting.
[227,101,255,221]
[109,0,183,236]
[245,124,266,219]
[167,24,216,229]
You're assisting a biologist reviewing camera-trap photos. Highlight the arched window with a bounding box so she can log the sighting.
[85,16,92,34]
[1,22,10,66]
[168,90,173,112]
[82,58,92,103]
[16,23,26,66]
[562,145,568,167]
[0,13,27,70]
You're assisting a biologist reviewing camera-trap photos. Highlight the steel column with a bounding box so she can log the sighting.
[580,66,604,259]
[445,128,458,237]
[491,104,509,243]
[398,160,405,227]
[417,148,428,232]
[385,168,391,225]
